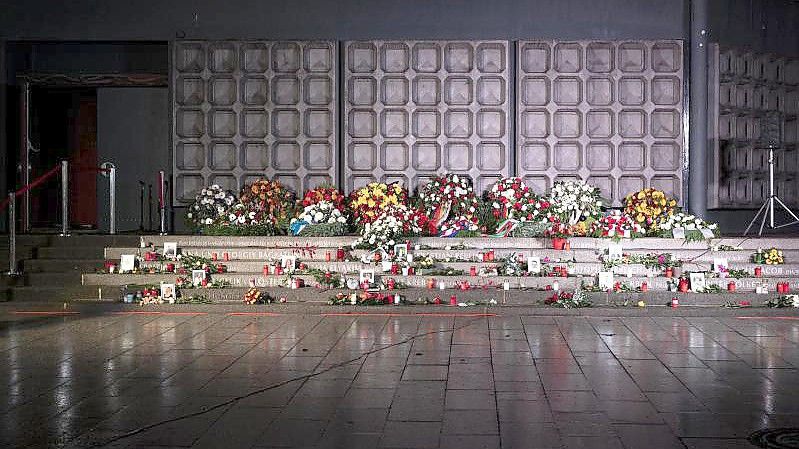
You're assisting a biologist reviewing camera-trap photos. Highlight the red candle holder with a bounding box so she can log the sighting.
[387,278,396,290]
[433,296,441,305]
[488,249,496,261]
[671,297,679,307]
[470,266,477,277]
[201,278,208,287]
[754,267,762,277]
[274,265,283,275]
[427,278,436,289]
[391,263,399,275]
[665,267,673,278]
[449,295,457,305]
[216,265,224,274]
[223,252,230,262]
[678,278,689,292]
[641,282,648,292]
[336,247,345,261]
[727,281,736,292]
[325,252,331,262]
[408,267,415,275]
[212,252,218,261]
[165,263,175,273]
[262,265,270,275]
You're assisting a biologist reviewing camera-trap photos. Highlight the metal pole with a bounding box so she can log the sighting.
[21,82,31,233]
[109,166,117,235]
[688,0,709,219]
[7,192,18,275]
[59,160,70,237]
[159,170,167,235]
[768,147,775,228]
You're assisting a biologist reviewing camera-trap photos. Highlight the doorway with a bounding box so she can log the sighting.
[28,86,98,229]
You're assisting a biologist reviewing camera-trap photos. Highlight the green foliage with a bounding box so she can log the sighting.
[475,197,500,234]
[509,221,549,238]
[298,222,349,237]
[201,223,276,236]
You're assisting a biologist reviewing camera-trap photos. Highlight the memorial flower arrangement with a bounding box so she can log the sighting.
[418,174,479,221]
[185,185,236,230]
[592,210,645,239]
[349,182,408,226]
[301,186,346,211]
[656,212,719,241]
[544,220,574,239]
[239,179,295,222]
[353,204,421,251]
[547,180,604,225]
[753,248,784,265]
[487,177,541,221]
[623,188,678,230]
[289,201,349,237]
[439,216,480,238]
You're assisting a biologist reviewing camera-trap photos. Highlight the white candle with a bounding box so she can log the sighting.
[394,294,401,304]
[553,281,560,291]
[439,282,446,290]
[503,282,510,291]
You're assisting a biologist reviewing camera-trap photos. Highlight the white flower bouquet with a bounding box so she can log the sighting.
[353,204,422,251]
[185,184,236,230]
[547,180,604,225]
[290,201,349,236]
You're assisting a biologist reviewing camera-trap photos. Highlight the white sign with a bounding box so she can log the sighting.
[607,243,623,261]
[689,272,706,292]
[163,242,178,259]
[713,258,729,273]
[280,256,297,273]
[700,228,715,239]
[191,270,207,287]
[672,228,686,239]
[120,255,136,273]
[160,283,176,304]
[359,269,375,285]
[598,271,614,291]
[394,244,408,261]
[527,256,541,274]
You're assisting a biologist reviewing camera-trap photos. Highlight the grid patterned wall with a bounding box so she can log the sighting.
[709,45,799,209]
[516,41,685,206]
[343,40,511,194]
[172,40,338,203]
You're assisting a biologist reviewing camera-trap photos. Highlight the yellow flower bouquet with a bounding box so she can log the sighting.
[623,188,677,231]
[348,182,408,225]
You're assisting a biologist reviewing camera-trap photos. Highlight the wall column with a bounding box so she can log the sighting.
[688,0,709,218]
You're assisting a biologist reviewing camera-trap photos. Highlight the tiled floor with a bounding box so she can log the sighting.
[2,311,799,448]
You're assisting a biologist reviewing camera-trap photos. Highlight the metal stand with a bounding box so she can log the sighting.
[59,160,71,237]
[743,146,799,236]
[158,171,167,235]
[7,192,19,276]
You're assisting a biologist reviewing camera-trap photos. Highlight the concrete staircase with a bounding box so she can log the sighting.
[0,234,140,302]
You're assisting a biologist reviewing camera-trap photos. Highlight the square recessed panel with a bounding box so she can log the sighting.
[176,174,205,201]
[520,43,550,73]
[305,76,332,105]
[553,142,582,170]
[349,143,376,170]
[209,109,237,138]
[305,43,333,72]
[210,77,237,106]
[586,77,613,106]
[477,143,505,171]
[521,143,550,170]
[651,109,681,138]
[444,110,473,138]
[618,176,645,198]
[210,176,238,194]
[586,110,613,138]
[651,142,680,171]
[381,76,409,105]
[477,76,505,106]
[272,76,300,105]
[304,142,332,170]
[586,42,614,73]
[381,109,409,138]
[587,176,614,200]
[241,110,268,138]
[209,43,236,73]
[553,110,581,138]
[176,43,205,73]
[650,175,680,199]
[586,142,613,171]
[445,142,472,171]
[210,142,237,170]
[176,109,205,138]
[413,110,441,138]
[177,77,204,105]
[413,76,440,105]
[618,142,646,171]
[618,110,646,138]
[242,142,269,170]
[412,43,441,73]
[444,77,473,105]
[477,109,504,138]
[349,43,377,73]
[619,77,646,105]
[651,76,680,105]
[349,109,377,137]
[272,42,301,73]
[241,43,269,73]
[305,109,332,138]
[381,142,409,171]
[176,142,205,170]
[524,175,549,195]
[381,43,410,73]
[349,77,377,105]
[413,142,441,171]
[445,43,474,73]
[554,43,582,72]
[241,77,268,105]
[272,142,301,170]
[553,77,582,106]
[619,43,646,72]
[272,109,300,138]
[652,43,680,73]
[477,43,505,73]
[521,110,549,138]
[521,77,550,106]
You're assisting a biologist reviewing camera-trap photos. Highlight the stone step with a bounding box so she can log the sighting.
[81,271,790,293]
[83,286,770,307]
[44,235,141,248]
[8,285,116,302]
[21,258,106,273]
[37,246,106,259]
[139,235,799,250]
[24,272,84,286]
[132,259,799,278]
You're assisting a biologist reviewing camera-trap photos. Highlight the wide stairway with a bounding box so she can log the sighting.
[32,234,799,306]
